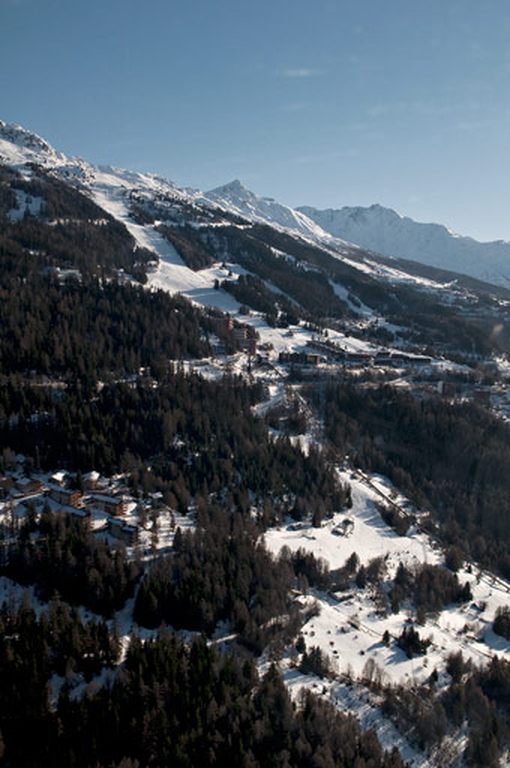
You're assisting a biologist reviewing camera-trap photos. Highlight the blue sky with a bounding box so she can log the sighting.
[1,0,510,240]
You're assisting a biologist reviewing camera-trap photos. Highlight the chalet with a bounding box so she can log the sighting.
[332,518,355,537]
[82,470,101,491]
[287,522,305,531]
[108,518,139,545]
[47,484,82,508]
[90,494,128,516]
[43,501,92,528]
[0,476,14,498]
[66,506,92,527]
[50,471,68,486]
[15,477,43,495]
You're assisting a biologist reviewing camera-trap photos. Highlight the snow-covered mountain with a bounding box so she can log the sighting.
[2,116,510,312]
[201,178,510,289]
[202,179,335,241]
[0,122,326,241]
[0,119,64,164]
[0,119,185,198]
[298,203,510,288]
[4,117,510,290]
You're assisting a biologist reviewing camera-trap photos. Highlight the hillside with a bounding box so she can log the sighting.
[2,118,510,767]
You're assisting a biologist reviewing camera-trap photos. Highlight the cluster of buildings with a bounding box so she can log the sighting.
[0,469,141,547]
[304,339,432,368]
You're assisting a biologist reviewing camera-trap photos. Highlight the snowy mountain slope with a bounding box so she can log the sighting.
[203,179,510,294]
[299,203,510,288]
[1,118,506,303]
[0,121,395,320]
[90,170,245,312]
[0,120,246,312]
[263,464,510,767]
[0,119,65,166]
[0,119,197,217]
[3,116,510,352]
[5,116,510,295]
[202,179,338,242]
[266,466,510,687]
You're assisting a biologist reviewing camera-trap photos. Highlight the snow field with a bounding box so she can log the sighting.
[265,471,510,687]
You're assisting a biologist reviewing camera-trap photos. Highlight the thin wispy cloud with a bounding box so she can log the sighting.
[280,102,309,113]
[281,68,325,79]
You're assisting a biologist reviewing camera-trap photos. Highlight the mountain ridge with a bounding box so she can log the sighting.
[298,202,510,286]
[2,117,510,294]
[3,115,510,288]
[201,178,340,243]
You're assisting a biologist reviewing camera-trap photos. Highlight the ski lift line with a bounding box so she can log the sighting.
[353,469,415,520]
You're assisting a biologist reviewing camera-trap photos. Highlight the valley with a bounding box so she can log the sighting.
[1,119,510,766]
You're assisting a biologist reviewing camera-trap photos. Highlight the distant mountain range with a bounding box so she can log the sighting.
[2,118,510,288]
[298,203,510,288]
[203,178,510,288]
